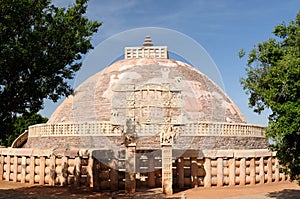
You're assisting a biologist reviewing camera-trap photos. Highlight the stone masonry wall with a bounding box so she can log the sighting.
[24,135,269,150]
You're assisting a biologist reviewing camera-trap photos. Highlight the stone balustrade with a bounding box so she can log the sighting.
[11,130,29,148]
[28,122,116,137]
[28,122,265,138]
[180,122,265,137]
[0,148,287,189]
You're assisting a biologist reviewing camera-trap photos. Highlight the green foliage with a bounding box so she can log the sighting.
[0,0,101,144]
[240,11,300,183]
[5,113,48,147]
[238,49,246,58]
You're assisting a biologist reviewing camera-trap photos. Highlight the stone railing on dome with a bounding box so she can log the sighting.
[28,122,265,138]
[180,122,265,137]
[135,122,265,137]
[28,122,118,137]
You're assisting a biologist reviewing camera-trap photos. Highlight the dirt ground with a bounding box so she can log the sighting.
[173,181,300,199]
[0,181,300,199]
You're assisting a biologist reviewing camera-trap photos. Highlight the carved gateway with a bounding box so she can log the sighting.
[111,82,183,137]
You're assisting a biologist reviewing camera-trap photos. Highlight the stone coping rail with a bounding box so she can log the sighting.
[28,122,265,138]
[0,148,275,158]
[11,130,28,148]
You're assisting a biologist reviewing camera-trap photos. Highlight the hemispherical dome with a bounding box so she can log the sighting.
[48,58,246,125]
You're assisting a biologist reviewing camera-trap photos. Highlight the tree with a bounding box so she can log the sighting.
[6,113,48,147]
[0,0,101,145]
[239,12,300,184]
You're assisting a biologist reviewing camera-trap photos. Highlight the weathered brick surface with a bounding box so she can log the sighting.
[23,136,124,150]
[174,136,269,150]
[48,59,247,124]
[25,59,269,152]
[24,135,268,150]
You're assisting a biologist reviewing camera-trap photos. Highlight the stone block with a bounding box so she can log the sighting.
[202,150,234,158]
[254,149,272,157]
[234,150,257,158]
[173,149,199,158]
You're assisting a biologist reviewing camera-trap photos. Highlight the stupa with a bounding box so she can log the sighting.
[23,36,267,151]
[2,37,285,196]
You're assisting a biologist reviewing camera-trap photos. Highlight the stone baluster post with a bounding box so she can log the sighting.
[87,156,93,188]
[6,155,11,181]
[39,157,45,185]
[282,171,286,181]
[148,154,156,188]
[217,157,223,187]
[124,117,137,194]
[93,160,100,191]
[177,157,184,189]
[191,157,198,188]
[135,153,141,188]
[0,155,3,180]
[125,143,136,194]
[21,156,26,183]
[275,159,280,182]
[160,122,174,196]
[250,158,255,185]
[228,158,235,186]
[110,157,119,191]
[61,156,68,186]
[204,157,211,187]
[29,156,35,184]
[267,157,272,183]
[13,156,18,182]
[74,156,81,187]
[259,157,265,184]
[161,144,173,196]
[239,158,246,185]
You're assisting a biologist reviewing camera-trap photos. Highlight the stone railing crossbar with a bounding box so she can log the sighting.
[28,122,265,138]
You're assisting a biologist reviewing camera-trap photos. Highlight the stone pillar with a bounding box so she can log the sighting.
[110,158,119,191]
[87,156,93,188]
[61,156,68,186]
[21,156,26,183]
[13,156,18,182]
[0,155,3,180]
[204,157,211,187]
[177,157,184,189]
[135,153,141,189]
[250,158,255,185]
[148,155,156,188]
[239,158,246,186]
[29,156,35,184]
[6,155,11,181]
[125,144,136,194]
[93,160,100,191]
[162,145,173,196]
[74,156,81,187]
[39,157,45,185]
[275,159,280,182]
[282,171,286,181]
[267,157,272,183]
[191,157,198,188]
[228,158,235,186]
[259,157,265,184]
[217,157,223,187]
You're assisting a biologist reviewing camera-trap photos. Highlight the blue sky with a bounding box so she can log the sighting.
[43,0,299,125]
